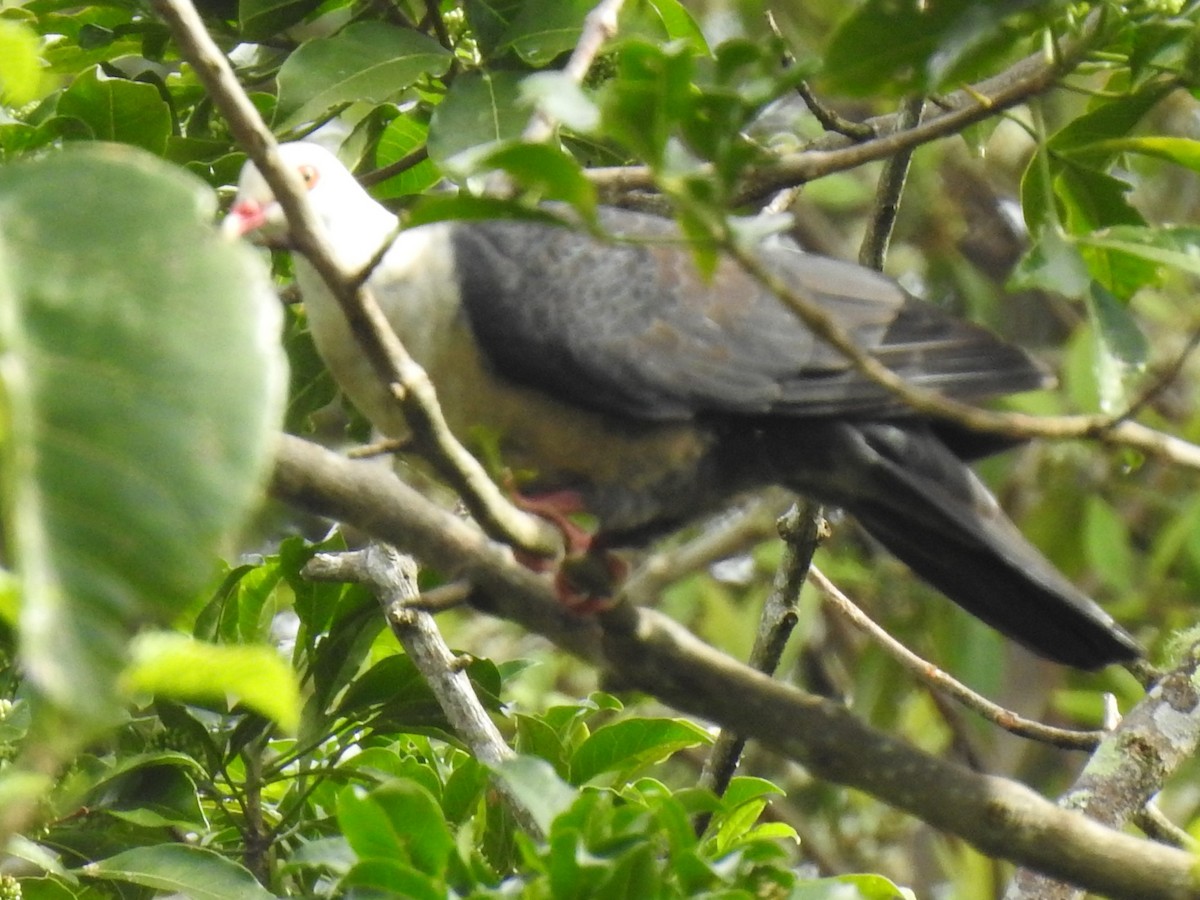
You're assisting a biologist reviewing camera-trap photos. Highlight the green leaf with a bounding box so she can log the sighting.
[340,859,444,900]
[0,145,287,719]
[275,23,451,131]
[1066,135,1200,173]
[1010,226,1090,296]
[371,115,439,199]
[427,70,529,174]
[719,776,785,809]
[638,0,708,50]
[823,0,1051,96]
[0,19,52,106]
[82,845,276,899]
[569,718,711,783]
[490,755,578,835]
[1082,495,1136,593]
[521,72,602,134]
[791,872,915,899]
[1021,83,1173,232]
[57,66,172,153]
[480,142,597,216]
[462,0,523,59]
[1075,225,1200,278]
[1085,283,1147,416]
[497,0,595,66]
[238,0,321,41]
[337,780,455,873]
[122,633,301,733]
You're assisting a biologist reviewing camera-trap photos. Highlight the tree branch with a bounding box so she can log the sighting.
[1004,638,1200,899]
[695,501,824,833]
[588,12,1107,203]
[808,567,1103,751]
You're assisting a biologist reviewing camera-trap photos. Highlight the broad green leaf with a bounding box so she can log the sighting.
[521,72,602,134]
[720,776,785,809]
[1085,283,1147,415]
[57,66,171,153]
[1082,495,1137,593]
[497,0,595,66]
[0,19,51,105]
[239,0,321,40]
[599,39,695,167]
[791,872,915,899]
[638,0,708,50]
[569,718,711,783]
[491,755,578,835]
[122,632,301,733]
[480,143,597,216]
[5,835,76,881]
[1076,225,1200,278]
[340,859,444,900]
[337,781,454,873]
[371,115,439,199]
[1053,167,1155,299]
[462,0,523,59]
[334,651,501,733]
[0,145,287,718]
[823,0,1052,96]
[275,23,451,130]
[82,845,275,900]
[1021,83,1173,232]
[1009,226,1090,296]
[1066,135,1200,173]
[427,70,528,174]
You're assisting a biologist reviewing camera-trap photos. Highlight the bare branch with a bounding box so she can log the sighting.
[858,95,923,271]
[808,568,1103,751]
[588,12,1106,203]
[796,81,875,141]
[696,501,825,831]
[1005,638,1200,898]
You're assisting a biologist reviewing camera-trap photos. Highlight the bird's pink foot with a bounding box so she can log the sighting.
[507,484,626,612]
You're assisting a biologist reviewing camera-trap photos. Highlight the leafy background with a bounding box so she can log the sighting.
[2,0,1200,897]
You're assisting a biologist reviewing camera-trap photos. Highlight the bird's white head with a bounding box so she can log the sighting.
[222,142,394,249]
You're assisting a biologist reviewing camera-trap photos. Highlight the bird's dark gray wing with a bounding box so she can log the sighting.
[449,209,1046,422]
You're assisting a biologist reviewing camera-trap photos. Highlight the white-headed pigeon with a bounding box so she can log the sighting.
[226,141,1141,669]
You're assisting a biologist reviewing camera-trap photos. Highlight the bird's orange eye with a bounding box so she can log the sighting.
[299,164,319,188]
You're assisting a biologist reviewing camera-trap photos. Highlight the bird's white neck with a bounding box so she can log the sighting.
[317,201,400,275]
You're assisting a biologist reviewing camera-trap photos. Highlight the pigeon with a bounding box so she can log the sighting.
[225,141,1141,669]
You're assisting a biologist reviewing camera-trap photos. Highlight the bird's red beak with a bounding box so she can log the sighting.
[222,199,269,238]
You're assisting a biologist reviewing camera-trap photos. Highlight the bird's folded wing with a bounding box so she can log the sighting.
[449,211,1047,423]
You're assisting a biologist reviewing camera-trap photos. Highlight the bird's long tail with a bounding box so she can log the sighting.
[771,421,1141,669]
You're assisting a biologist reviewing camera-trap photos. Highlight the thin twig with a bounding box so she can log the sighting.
[621,491,788,604]
[695,502,825,835]
[796,81,875,141]
[808,567,1103,750]
[858,95,923,271]
[358,146,430,187]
